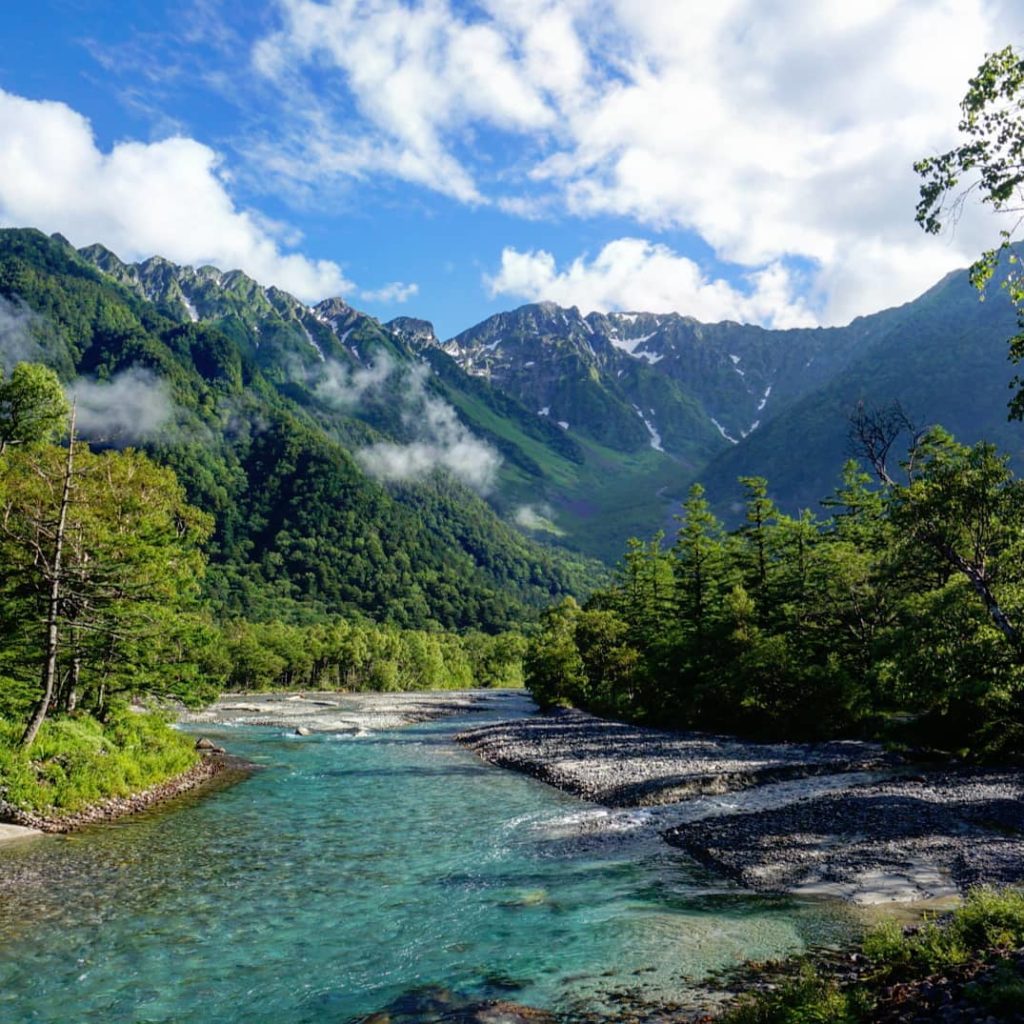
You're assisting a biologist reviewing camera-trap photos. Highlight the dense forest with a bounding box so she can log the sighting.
[526,414,1024,755]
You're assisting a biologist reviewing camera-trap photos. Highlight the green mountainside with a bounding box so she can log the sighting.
[428,272,1023,527]
[0,228,601,630]
[695,269,1024,515]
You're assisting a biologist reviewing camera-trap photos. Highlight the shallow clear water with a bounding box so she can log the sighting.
[0,696,857,1022]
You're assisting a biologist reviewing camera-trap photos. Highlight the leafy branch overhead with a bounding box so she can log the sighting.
[916,45,1024,416]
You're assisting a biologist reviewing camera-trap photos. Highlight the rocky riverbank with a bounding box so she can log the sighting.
[665,770,1024,903]
[0,751,252,834]
[456,708,894,807]
[458,708,1024,904]
[184,688,528,734]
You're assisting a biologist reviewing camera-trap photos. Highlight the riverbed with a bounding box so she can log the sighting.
[0,691,859,1022]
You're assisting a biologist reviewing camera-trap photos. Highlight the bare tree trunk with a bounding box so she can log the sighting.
[940,540,1021,651]
[66,642,81,713]
[21,406,76,749]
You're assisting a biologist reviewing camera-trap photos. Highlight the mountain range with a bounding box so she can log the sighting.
[1,227,1021,627]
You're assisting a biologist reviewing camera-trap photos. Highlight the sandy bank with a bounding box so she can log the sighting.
[0,823,40,845]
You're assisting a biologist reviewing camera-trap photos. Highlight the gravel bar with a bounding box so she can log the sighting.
[665,769,1024,903]
[456,707,895,807]
[183,688,530,733]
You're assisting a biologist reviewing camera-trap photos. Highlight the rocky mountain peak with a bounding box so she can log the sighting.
[386,316,438,349]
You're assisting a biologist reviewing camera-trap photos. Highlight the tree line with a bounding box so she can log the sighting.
[527,412,1024,754]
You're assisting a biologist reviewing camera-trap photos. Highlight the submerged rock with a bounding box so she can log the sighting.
[354,985,560,1024]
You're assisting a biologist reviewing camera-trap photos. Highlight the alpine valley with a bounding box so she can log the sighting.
[1,225,1020,614]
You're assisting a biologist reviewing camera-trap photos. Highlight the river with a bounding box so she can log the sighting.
[0,691,857,1022]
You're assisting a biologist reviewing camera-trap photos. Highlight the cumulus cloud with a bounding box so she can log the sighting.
[252,0,558,202]
[68,367,175,445]
[486,239,817,328]
[250,0,1024,323]
[0,89,352,302]
[359,281,420,304]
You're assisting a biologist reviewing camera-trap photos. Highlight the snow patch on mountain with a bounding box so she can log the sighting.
[633,405,664,452]
[711,418,739,444]
[610,331,657,357]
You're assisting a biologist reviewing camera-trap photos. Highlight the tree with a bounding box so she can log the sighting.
[17,405,76,747]
[672,484,727,651]
[524,598,587,708]
[888,429,1024,657]
[915,45,1024,417]
[0,362,69,456]
[0,440,215,744]
[851,407,1024,660]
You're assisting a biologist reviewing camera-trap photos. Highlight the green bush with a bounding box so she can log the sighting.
[722,889,1024,1022]
[724,967,865,1024]
[0,711,197,813]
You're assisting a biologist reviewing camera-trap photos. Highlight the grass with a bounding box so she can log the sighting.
[721,888,1024,1023]
[0,711,198,813]
[723,968,867,1024]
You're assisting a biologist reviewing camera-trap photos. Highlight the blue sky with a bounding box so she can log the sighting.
[2,0,1023,338]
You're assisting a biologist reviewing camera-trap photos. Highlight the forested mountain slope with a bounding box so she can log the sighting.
[0,228,601,629]
[695,269,1024,515]
[431,270,1022,525]
[5,226,1020,580]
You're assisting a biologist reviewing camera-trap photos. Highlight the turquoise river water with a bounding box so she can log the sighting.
[0,696,858,1022]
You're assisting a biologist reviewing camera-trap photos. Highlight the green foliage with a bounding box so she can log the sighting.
[524,598,588,708]
[0,362,69,454]
[527,430,1024,748]
[915,45,1024,419]
[0,229,602,633]
[0,711,197,812]
[221,618,527,693]
[723,889,1024,1023]
[0,439,222,724]
[862,888,1024,980]
[724,967,861,1024]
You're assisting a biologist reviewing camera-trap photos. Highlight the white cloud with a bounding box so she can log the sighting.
[253,0,560,202]
[486,238,817,328]
[252,0,1024,324]
[359,281,420,304]
[0,89,352,302]
[313,356,396,409]
[513,502,563,534]
[69,367,175,445]
[308,355,501,491]
[0,296,44,371]
[357,384,501,491]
